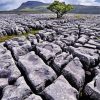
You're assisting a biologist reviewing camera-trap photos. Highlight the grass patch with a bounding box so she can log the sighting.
[0,35,16,43]
[95,36,100,40]
[75,14,82,19]
[0,29,39,43]
[23,29,39,36]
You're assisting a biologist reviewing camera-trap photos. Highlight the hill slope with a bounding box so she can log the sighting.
[71,5,100,14]
[16,1,100,14]
[16,1,49,12]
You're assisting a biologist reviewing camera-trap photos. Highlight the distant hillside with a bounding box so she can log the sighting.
[16,1,49,12]
[16,1,100,14]
[71,5,100,14]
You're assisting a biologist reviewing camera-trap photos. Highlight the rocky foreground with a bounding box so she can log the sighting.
[0,14,100,100]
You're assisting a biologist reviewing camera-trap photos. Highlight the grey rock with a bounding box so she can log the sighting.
[53,40,67,50]
[1,77,32,100]
[69,46,99,69]
[88,39,100,49]
[62,57,85,90]
[27,34,38,45]
[0,45,6,54]
[41,75,79,100]
[61,34,78,46]
[77,35,89,45]
[0,78,8,89]
[25,94,42,100]
[74,43,83,47]
[84,74,100,100]
[38,30,56,42]
[36,41,62,62]
[83,43,96,49]
[5,36,32,60]
[52,52,73,73]
[0,46,21,83]
[93,63,100,76]
[18,51,57,93]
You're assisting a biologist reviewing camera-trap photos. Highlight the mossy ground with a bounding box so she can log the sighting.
[74,14,83,19]
[0,29,39,43]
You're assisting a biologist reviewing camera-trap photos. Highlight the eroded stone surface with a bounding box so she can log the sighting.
[0,14,100,100]
[5,36,32,60]
[69,46,99,69]
[0,44,21,84]
[1,77,32,100]
[84,74,100,100]
[18,51,57,93]
[35,41,62,62]
[25,94,42,100]
[52,52,73,73]
[62,57,85,90]
[41,75,79,100]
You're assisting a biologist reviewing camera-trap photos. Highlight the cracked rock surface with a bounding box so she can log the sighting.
[0,14,100,100]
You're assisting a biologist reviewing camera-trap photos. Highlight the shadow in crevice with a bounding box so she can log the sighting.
[0,89,3,99]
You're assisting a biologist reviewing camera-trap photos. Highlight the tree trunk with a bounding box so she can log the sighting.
[57,13,63,18]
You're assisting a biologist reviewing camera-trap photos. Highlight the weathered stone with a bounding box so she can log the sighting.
[12,44,32,60]
[18,51,57,93]
[5,36,32,60]
[41,75,79,100]
[27,34,38,45]
[61,34,78,46]
[39,30,56,42]
[88,39,100,49]
[77,35,89,45]
[0,46,21,83]
[62,57,85,90]
[84,74,100,100]
[84,43,96,49]
[1,77,32,100]
[53,40,67,50]
[74,43,83,47]
[52,52,73,73]
[36,41,62,62]
[25,94,42,100]
[93,63,100,76]
[0,78,8,89]
[69,46,99,69]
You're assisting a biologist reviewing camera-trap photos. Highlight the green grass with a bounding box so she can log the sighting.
[19,5,51,14]
[0,29,39,43]
[23,29,39,36]
[95,37,100,40]
[74,14,82,19]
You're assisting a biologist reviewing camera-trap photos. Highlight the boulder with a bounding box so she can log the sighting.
[0,78,8,90]
[25,94,42,100]
[62,57,85,90]
[36,42,62,62]
[27,34,38,45]
[5,36,32,60]
[69,46,99,69]
[38,29,56,42]
[0,45,21,84]
[84,74,100,100]
[53,40,67,50]
[77,35,89,45]
[74,43,83,47]
[41,75,79,100]
[88,39,100,49]
[18,51,57,93]
[61,34,78,46]
[52,52,73,73]
[83,44,96,49]
[1,77,32,100]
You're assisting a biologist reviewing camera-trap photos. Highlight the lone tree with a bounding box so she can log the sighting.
[47,1,73,18]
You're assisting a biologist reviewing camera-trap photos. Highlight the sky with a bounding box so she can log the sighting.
[0,0,100,10]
